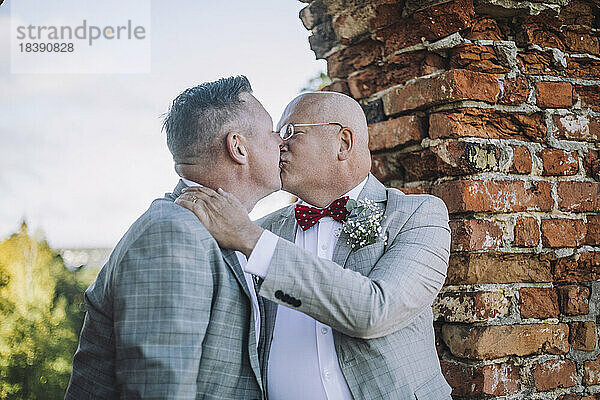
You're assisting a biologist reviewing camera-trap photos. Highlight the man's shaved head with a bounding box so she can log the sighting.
[278,91,372,207]
[279,92,368,137]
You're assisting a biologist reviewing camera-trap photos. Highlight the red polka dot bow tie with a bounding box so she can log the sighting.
[295,196,350,231]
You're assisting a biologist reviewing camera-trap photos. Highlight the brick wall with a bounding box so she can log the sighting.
[298,0,600,398]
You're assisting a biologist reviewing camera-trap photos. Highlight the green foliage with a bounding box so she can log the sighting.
[0,223,93,399]
[301,71,332,92]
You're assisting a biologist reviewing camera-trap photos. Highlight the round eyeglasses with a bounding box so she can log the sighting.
[277,122,344,140]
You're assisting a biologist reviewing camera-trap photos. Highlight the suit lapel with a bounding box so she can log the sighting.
[221,249,251,298]
[332,174,388,267]
[275,206,298,242]
[222,248,265,390]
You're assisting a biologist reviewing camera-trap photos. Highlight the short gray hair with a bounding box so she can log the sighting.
[162,75,252,163]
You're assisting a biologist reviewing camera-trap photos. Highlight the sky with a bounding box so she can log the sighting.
[0,0,326,248]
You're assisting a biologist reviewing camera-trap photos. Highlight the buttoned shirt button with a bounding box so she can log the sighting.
[321,327,329,335]
[322,369,331,380]
[321,243,327,250]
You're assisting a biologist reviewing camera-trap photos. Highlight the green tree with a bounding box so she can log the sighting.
[0,223,92,399]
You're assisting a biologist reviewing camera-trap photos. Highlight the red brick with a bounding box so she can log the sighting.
[366,1,404,31]
[518,50,556,76]
[370,152,404,182]
[558,285,591,315]
[441,361,521,397]
[500,77,530,105]
[533,359,577,391]
[517,50,600,81]
[570,321,596,351]
[448,252,553,285]
[555,253,600,283]
[382,69,500,115]
[449,44,509,74]
[327,40,383,79]
[321,80,351,96]
[559,1,595,26]
[541,219,587,248]
[348,51,445,99]
[539,148,579,176]
[465,17,506,41]
[449,219,503,251]
[433,291,510,323]
[576,85,600,112]
[584,356,600,385]
[535,81,574,108]
[584,150,600,181]
[557,182,600,212]
[429,109,546,142]
[396,186,430,195]
[374,0,474,57]
[517,15,565,51]
[442,323,569,359]
[586,215,600,246]
[514,216,540,247]
[434,180,553,213]
[397,141,501,182]
[567,57,600,80]
[520,51,600,81]
[368,115,424,151]
[332,1,403,45]
[553,114,600,143]
[564,26,600,55]
[520,52,600,82]
[509,146,533,174]
[519,287,559,319]
[559,394,584,400]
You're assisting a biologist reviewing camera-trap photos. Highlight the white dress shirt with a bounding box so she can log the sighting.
[245,177,368,400]
[180,178,261,344]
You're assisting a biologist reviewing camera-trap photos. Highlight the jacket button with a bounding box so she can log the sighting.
[274,290,283,299]
[282,294,291,303]
[293,299,302,307]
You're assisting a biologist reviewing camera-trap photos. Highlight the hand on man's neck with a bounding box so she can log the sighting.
[176,164,258,213]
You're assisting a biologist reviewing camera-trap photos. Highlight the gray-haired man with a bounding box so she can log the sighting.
[66,76,282,399]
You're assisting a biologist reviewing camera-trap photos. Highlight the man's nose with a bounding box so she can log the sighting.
[276,134,285,149]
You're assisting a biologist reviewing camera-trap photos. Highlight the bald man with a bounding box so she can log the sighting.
[177,92,453,400]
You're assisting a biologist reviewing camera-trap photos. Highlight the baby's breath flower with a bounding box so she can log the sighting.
[341,198,386,251]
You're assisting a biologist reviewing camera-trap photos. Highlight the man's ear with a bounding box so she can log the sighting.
[226,132,248,165]
[338,127,353,161]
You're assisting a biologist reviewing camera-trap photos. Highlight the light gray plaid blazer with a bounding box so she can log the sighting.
[66,180,265,400]
[257,174,452,400]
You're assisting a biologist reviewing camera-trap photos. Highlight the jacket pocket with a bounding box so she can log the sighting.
[414,373,452,400]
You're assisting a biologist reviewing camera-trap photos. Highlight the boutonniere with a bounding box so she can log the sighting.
[341,198,386,251]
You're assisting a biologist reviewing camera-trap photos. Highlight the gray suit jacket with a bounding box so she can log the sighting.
[66,180,265,400]
[257,174,452,400]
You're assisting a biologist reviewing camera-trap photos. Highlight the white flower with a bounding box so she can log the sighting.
[341,198,386,251]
